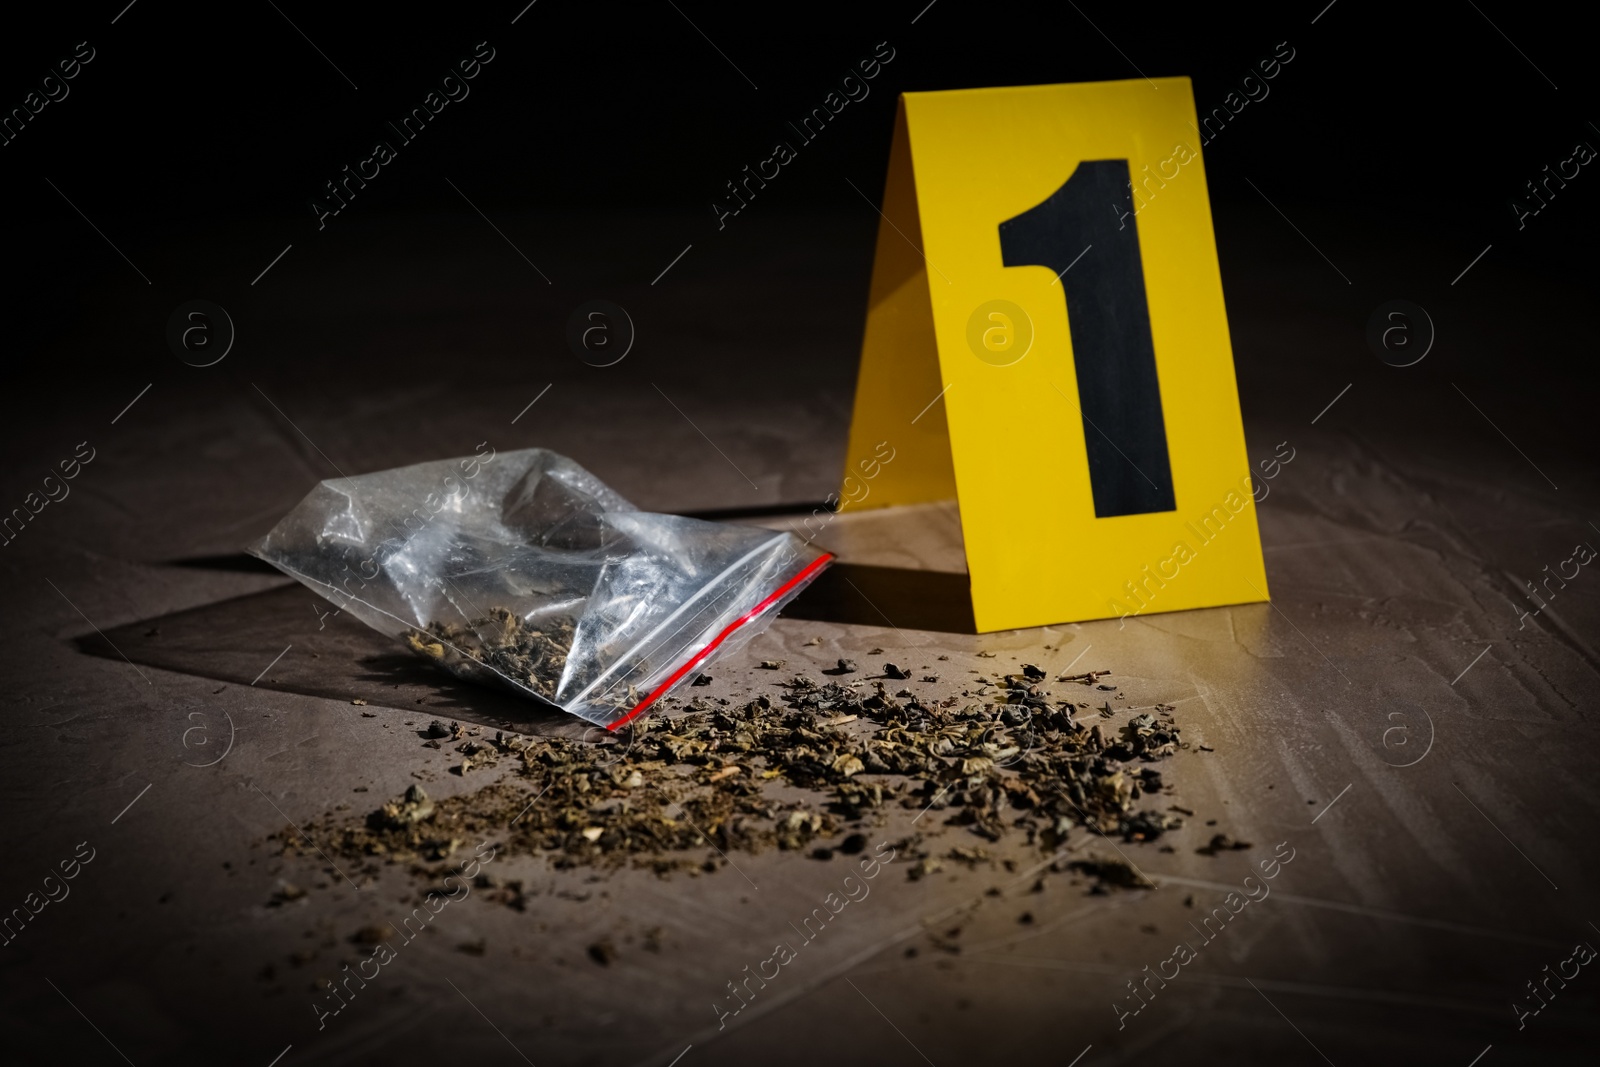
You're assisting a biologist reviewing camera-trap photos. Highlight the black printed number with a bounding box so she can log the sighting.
[998,159,1176,518]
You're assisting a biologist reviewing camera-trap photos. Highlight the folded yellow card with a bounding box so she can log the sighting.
[842,77,1268,632]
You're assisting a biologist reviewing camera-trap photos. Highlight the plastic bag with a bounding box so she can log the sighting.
[249,446,831,729]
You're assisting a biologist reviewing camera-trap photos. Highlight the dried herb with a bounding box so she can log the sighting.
[1068,858,1156,891]
[278,665,1198,884]
[405,609,574,700]
[1195,833,1252,856]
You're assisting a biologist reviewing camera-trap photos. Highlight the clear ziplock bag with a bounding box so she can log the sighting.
[248,446,830,728]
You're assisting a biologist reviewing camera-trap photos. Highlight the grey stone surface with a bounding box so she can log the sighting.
[2,209,1596,1066]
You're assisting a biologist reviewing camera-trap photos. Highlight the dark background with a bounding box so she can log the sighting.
[4,0,1596,443]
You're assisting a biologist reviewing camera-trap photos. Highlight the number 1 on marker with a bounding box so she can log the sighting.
[1000,159,1177,518]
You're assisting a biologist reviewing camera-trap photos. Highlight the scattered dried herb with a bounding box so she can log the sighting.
[269,881,306,905]
[278,666,1197,886]
[1068,858,1156,891]
[1195,833,1252,856]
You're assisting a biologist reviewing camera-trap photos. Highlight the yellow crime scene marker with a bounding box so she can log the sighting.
[841,77,1268,632]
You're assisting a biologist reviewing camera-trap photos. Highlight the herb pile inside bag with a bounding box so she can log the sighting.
[251,447,830,727]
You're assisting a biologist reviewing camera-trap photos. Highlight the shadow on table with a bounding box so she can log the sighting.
[72,553,976,735]
[784,562,976,634]
[72,579,584,737]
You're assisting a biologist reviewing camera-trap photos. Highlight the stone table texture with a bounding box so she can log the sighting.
[1,207,1597,1067]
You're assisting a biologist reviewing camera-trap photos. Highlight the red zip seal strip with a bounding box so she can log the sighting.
[606,552,834,731]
